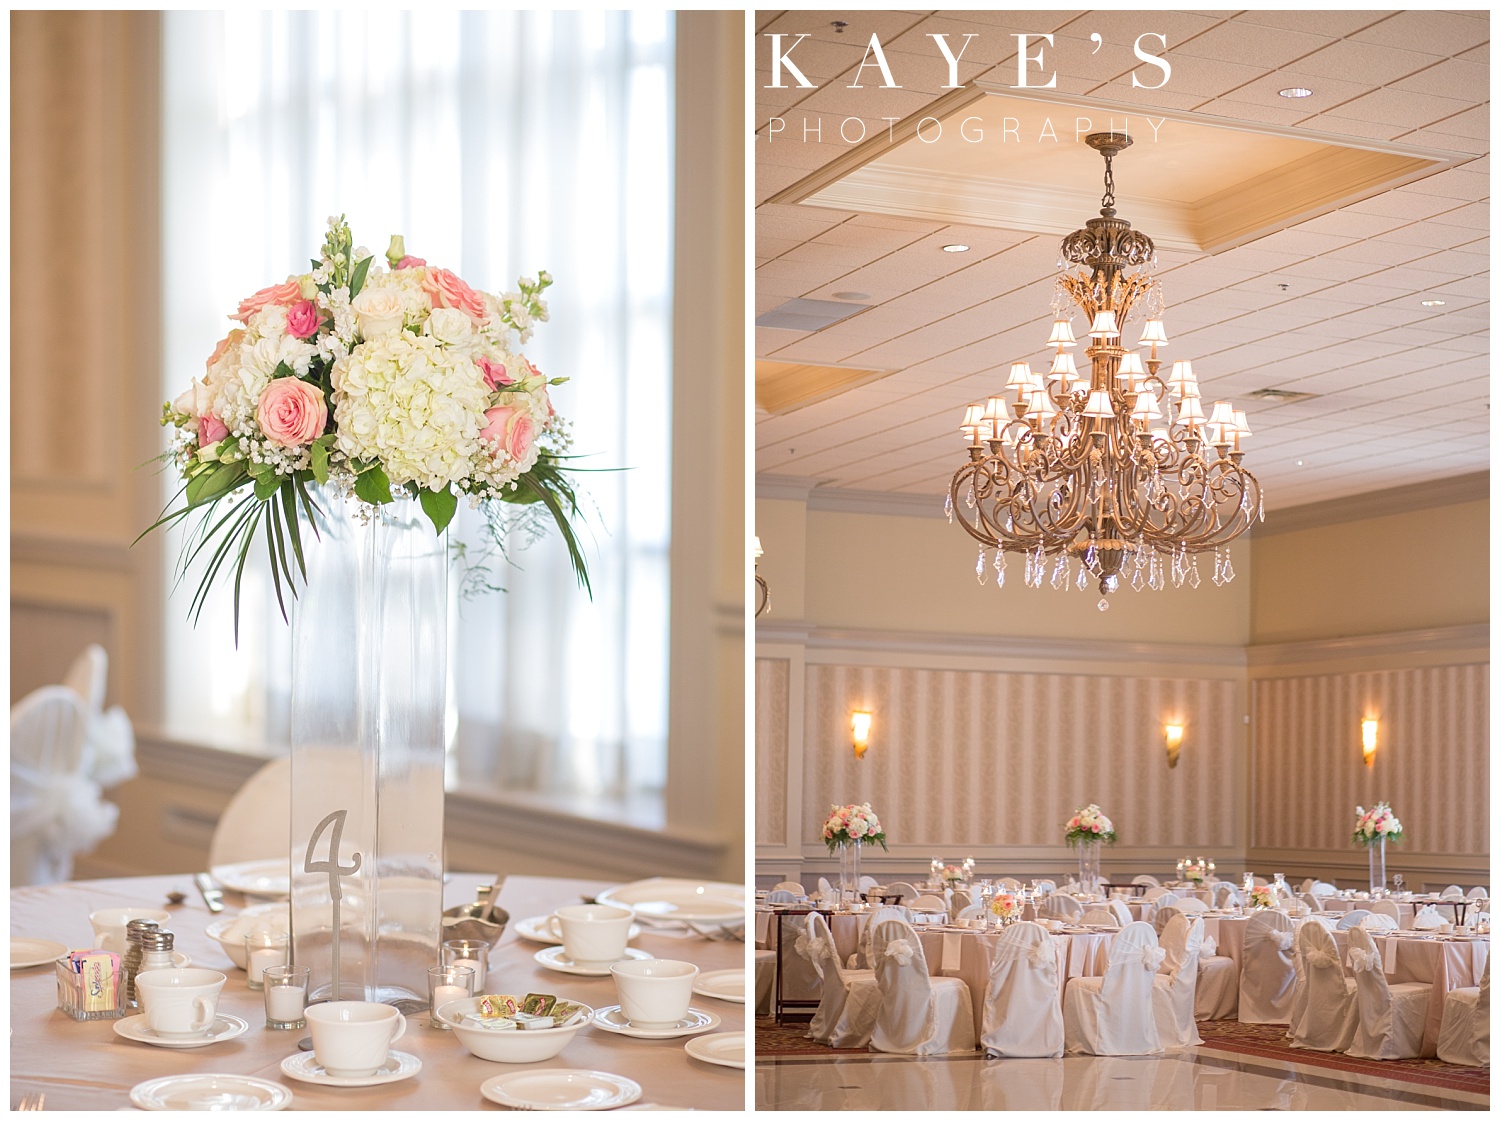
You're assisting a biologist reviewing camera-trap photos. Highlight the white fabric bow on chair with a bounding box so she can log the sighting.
[1413,905,1445,930]
[10,761,118,882]
[1305,947,1339,970]
[1347,946,1382,973]
[1272,930,1295,952]
[1143,945,1167,972]
[1200,936,1217,958]
[1029,940,1055,967]
[885,938,916,966]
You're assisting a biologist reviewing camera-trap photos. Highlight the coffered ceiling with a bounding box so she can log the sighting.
[753,9,1489,513]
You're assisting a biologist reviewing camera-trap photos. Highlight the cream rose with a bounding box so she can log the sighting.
[351,286,407,339]
[425,306,475,347]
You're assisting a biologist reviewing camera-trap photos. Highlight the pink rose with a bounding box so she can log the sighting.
[480,405,536,463]
[397,255,426,269]
[421,267,488,322]
[206,329,241,370]
[285,299,321,339]
[234,279,303,323]
[197,414,228,447]
[256,378,327,447]
[476,355,514,389]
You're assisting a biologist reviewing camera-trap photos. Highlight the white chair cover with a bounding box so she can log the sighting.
[1195,937,1239,1022]
[1062,921,1163,1055]
[1152,904,1183,936]
[997,877,1022,891]
[1310,881,1338,897]
[1412,905,1447,930]
[1132,874,1161,887]
[1213,883,1243,909]
[753,948,776,1016]
[1239,910,1296,1023]
[1465,886,1488,899]
[885,882,918,902]
[1081,908,1119,927]
[1360,914,1399,932]
[803,912,876,1047]
[912,894,948,913]
[1039,894,1084,922]
[766,889,798,904]
[11,686,119,886]
[1155,892,1180,908]
[1298,892,1324,913]
[1034,879,1056,896]
[1288,919,1356,1052]
[1107,899,1133,927]
[1336,909,1372,930]
[1151,914,1202,1048]
[1346,925,1429,1060]
[856,905,913,968]
[1441,884,1464,899]
[816,877,835,901]
[954,904,984,924]
[63,645,136,789]
[1367,899,1401,921]
[1298,878,1316,894]
[1172,897,1209,913]
[857,875,879,891]
[1436,954,1489,1066]
[949,890,973,919]
[772,880,805,894]
[867,917,976,1055]
[980,921,1064,1058]
[1142,886,1168,902]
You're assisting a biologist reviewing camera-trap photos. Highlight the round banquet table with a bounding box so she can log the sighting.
[11,873,745,1111]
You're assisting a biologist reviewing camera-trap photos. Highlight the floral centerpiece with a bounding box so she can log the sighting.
[1352,803,1403,846]
[941,864,967,886]
[988,892,1020,922]
[1064,804,1117,846]
[146,216,588,631]
[1247,885,1277,909]
[822,803,887,854]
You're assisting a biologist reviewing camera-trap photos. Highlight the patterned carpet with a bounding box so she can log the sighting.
[756,1016,1490,1095]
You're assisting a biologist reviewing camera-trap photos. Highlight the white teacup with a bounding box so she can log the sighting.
[89,907,172,955]
[547,904,634,968]
[306,1001,407,1078]
[136,967,226,1039]
[610,958,698,1028]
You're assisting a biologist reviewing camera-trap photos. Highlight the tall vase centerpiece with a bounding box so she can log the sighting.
[147,218,589,1007]
[823,804,887,911]
[1064,804,1117,898]
[1353,802,1402,896]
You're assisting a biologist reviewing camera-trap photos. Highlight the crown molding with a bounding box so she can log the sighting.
[755,474,829,502]
[1256,472,1489,536]
[1246,623,1489,669]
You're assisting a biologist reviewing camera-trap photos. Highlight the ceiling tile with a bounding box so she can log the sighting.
[1349,10,1492,57]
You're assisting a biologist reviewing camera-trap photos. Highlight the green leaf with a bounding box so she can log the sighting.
[348,255,373,298]
[273,360,294,380]
[186,462,248,507]
[419,486,459,535]
[514,471,591,598]
[253,473,281,501]
[354,463,393,505]
[281,482,307,580]
[310,440,331,484]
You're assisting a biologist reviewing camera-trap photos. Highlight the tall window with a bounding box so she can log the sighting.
[161,11,673,816]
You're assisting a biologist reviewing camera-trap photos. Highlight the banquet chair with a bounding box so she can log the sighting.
[1039,894,1084,922]
[856,905,914,968]
[1152,904,1182,936]
[1287,919,1357,1052]
[1151,914,1202,1048]
[61,643,137,789]
[1154,891,1180,908]
[816,877,835,901]
[1252,876,1269,886]
[1172,896,1209,913]
[754,949,776,1015]
[772,880,806,894]
[912,893,948,913]
[1132,874,1161,888]
[1193,923,1238,1021]
[1238,910,1297,1023]
[954,904,985,924]
[1466,886,1488,899]
[1335,909,1372,930]
[1107,899,1133,927]
[980,921,1063,1058]
[949,891,973,919]
[1297,892,1324,913]
[1436,954,1489,1066]
[997,877,1022,891]
[857,875,880,892]
[1213,883,1242,909]
[1441,885,1465,899]
[1034,879,1057,895]
[866,916,976,1055]
[1345,925,1428,1060]
[802,912,876,1048]
[1081,908,1119,927]
[208,756,295,870]
[885,882,919,902]
[1359,913,1399,932]
[1062,921,1164,1055]
[1298,878,1316,894]
[766,889,799,904]
[11,686,120,886]
[1310,881,1339,897]
[1366,899,1402,922]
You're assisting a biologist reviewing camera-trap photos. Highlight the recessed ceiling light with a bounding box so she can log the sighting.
[1296,460,1304,466]
[941,244,970,253]
[1422,299,1446,307]
[1279,87,1313,99]
[831,291,870,301]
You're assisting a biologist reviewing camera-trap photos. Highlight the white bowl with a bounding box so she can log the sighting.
[204,903,289,970]
[437,997,592,1064]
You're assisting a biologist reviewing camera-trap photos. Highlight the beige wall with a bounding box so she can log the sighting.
[1251,499,1489,644]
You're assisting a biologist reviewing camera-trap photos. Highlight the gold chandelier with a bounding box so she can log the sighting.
[949,132,1262,611]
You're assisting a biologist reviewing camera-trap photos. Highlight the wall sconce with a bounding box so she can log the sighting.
[1361,718,1378,767]
[851,711,872,760]
[753,536,769,618]
[1163,722,1184,769]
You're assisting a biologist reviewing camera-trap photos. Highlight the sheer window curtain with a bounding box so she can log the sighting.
[161,11,672,815]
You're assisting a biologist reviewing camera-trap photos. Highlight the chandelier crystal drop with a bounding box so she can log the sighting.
[951,132,1263,610]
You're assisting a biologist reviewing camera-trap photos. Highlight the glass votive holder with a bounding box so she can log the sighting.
[262,964,310,1029]
[428,962,478,1029]
[245,931,288,991]
[440,939,490,989]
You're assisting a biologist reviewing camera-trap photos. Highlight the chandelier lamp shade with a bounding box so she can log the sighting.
[948,133,1263,610]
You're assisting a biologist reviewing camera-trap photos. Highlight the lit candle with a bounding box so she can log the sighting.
[265,984,305,1022]
[247,946,282,987]
[433,984,467,1016]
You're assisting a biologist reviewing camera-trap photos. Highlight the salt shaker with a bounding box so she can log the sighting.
[121,919,161,1009]
[136,930,177,978]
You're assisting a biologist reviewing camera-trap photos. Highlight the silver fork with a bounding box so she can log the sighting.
[17,1092,45,1110]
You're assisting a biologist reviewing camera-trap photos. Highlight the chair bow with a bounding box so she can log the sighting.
[10,761,118,860]
[1143,946,1166,971]
[793,930,816,961]
[1272,930,1295,952]
[1029,940,1054,967]
[884,938,915,966]
[1347,947,1381,973]
[1305,948,1339,970]
[1200,936,1217,958]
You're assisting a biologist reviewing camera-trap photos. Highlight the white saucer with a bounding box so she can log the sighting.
[280,1050,421,1087]
[481,1069,642,1111]
[685,1030,745,1068]
[114,1013,249,1048]
[130,1073,291,1111]
[515,914,643,945]
[592,1005,720,1039]
[10,938,68,969]
[209,859,290,899]
[691,969,745,1003]
[534,945,653,976]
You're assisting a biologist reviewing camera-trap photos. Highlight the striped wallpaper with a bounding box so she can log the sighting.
[755,657,790,846]
[1252,663,1489,857]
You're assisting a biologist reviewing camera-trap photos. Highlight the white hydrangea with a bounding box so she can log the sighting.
[211,330,317,432]
[331,333,490,491]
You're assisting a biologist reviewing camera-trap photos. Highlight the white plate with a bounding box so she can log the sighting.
[691,969,745,1003]
[480,1069,642,1111]
[594,879,746,926]
[514,914,643,945]
[534,944,653,976]
[209,859,290,899]
[280,1050,421,1087]
[10,938,68,969]
[685,1031,745,1068]
[592,1005,720,1039]
[114,1013,249,1049]
[129,1073,291,1111]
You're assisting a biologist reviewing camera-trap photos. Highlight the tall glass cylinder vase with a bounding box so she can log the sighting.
[1368,836,1386,896]
[838,839,862,910]
[1077,840,1102,897]
[289,492,448,1009]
